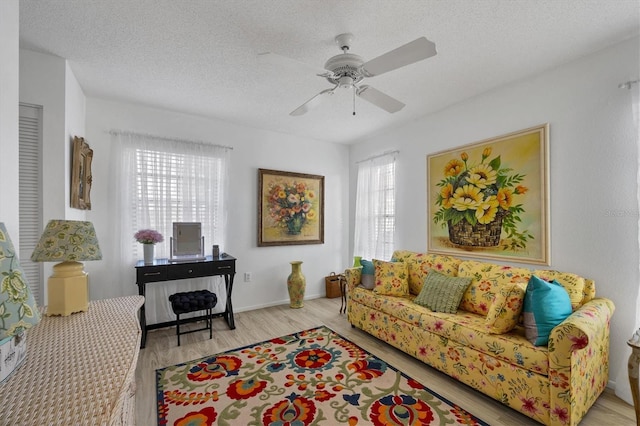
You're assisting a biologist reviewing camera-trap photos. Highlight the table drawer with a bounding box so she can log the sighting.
[137,266,167,283]
[212,260,235,275]
[167,262,212,280]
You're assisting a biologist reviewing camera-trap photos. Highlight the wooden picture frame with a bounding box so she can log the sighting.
[427,124,549,265]
[71,136,93,210]
[258,169,324,246]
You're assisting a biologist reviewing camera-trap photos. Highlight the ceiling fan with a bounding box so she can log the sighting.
[261,33,437,116]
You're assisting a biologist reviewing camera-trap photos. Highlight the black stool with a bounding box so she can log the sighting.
[169,290,217,346]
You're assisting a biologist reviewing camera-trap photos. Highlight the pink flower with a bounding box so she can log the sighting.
[134,229,164,244]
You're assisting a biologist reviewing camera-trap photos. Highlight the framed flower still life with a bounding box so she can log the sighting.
[258,169,324,246]
[427,124,549,265]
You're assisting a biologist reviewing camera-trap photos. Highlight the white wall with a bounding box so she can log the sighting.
[19,50,67,224]
[349,36,639,402]
[84,99,350,313]
[0,0,20,242]
[64,61,87,220]
[19,49,87,301]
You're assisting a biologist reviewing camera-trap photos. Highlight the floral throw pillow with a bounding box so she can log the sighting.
[0,223,41,340]
[373,259,409,296]
[485,282,527,333]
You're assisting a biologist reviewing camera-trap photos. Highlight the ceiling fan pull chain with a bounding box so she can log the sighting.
[353,85,356,116]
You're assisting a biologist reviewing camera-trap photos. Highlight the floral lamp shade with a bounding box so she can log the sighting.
[0,223,41,341]
[31,220,102,262]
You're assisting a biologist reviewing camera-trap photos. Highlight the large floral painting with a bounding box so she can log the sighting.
[427,124,549,264]
[258,169,324,246]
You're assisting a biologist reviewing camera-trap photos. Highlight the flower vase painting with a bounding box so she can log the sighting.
[258,169,324,246]
[427,124,549,265]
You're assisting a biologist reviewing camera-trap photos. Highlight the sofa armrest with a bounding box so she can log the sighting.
[548,297,615,366]
[344,267,362,295]
[547,298,615,425]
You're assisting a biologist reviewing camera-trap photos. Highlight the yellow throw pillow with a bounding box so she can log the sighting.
[485,282,527,334]
[373,259,409,296]
[532,269,585,310]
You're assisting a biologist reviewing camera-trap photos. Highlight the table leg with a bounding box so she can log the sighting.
[138,282,148,348]
[224,273,236,329]
[628,344,640,426]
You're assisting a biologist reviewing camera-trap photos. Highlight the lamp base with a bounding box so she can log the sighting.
[46,261,88,316]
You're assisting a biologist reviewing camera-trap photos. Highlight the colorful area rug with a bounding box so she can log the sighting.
[156,326,488,425]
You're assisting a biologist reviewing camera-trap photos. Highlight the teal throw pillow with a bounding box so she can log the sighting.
[414,270,471,313]
[360,259,374,289]
[523,275,572,346]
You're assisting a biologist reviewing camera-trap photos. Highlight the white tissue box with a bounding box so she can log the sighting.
[0,331,27,385]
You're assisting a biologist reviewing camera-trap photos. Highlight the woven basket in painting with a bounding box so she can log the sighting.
[447,210,507,247]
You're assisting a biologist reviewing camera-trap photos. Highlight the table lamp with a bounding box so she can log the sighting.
[0,223,41,383]
[31,220,102,316]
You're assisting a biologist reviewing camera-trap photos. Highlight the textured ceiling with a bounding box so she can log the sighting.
[19,0,640,144]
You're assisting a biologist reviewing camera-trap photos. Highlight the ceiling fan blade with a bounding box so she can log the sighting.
[361,37,437,77]
[258,52,326,76]
[290,88,335,116]
[356,85,405,113]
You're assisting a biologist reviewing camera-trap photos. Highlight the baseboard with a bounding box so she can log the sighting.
[235,293,324,313]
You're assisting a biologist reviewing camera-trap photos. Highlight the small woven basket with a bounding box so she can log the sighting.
[448,210,508,247]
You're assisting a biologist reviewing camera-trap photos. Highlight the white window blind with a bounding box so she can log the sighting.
[132,146,227,257]
[18,103,43,305]
[354,152,397,260]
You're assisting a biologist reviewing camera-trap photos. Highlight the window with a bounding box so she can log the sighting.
[353,152,397,260]
[110,132,231,325]
[132,145,227,258]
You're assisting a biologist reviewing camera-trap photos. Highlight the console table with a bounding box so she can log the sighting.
[135,254,236,348]
[0,296,143,425]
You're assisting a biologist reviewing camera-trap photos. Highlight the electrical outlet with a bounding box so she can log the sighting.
[244,272,252,282]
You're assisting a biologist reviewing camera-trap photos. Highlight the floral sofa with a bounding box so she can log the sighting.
[344,250,615,425]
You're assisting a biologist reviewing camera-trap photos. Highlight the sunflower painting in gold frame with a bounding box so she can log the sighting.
[427,124,549,265]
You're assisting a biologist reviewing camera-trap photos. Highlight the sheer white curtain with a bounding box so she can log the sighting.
[354,152,397,260]
[634,82,640,329]
[109,131,231,324]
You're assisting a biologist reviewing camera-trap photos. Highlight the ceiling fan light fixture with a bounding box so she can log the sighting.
[339,76,354,88]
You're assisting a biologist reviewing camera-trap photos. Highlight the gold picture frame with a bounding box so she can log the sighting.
[427,124,549,265]
[258,169,324,246]
[71,136,93,210]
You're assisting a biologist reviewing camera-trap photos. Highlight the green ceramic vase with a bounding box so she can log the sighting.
[287,261,306,308]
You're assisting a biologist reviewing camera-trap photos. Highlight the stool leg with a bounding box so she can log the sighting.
[176,313,181,346]
[209,308,213,339]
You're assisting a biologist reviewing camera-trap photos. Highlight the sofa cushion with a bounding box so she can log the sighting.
[360,259,375,289]
[524,275,573,346]
[485,282,526,333]
[350,285,550,375]
[458,260,531,316]
[350,287,425,327]
[532,269,586,310]
[373,259,409,296]
[414,270,471,313]
[391,250,462,295]
[417,307,550,375]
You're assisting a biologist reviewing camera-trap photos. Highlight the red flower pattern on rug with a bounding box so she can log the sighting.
[156,326,488,425]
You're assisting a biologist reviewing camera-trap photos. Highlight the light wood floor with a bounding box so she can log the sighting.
[135,297,634,425]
